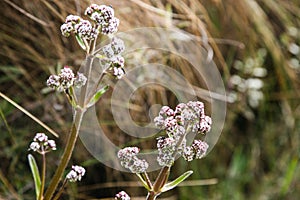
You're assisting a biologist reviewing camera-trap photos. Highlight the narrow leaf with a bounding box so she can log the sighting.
[280,157,298,195]
[0,92,58,137]
[28,154,41,199]
[87,85,109,108]
[75,34,86,50]
[161,170,193,193]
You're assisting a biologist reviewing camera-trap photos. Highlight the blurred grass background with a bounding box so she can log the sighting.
[0,0,300,199]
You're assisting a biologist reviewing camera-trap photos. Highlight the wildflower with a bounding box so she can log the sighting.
[157,137,177,166]
[29,142,40,152]
[47,66,86,91]
[111,37,125,55]
[74,72,87,88]
[65,14,81,24]
[75,20,98,40]
[61,15,82,37]
[182,146,195,162]
[117,147,149,173]
[192,140,209,159]
[115,191,130,200]
[129,157,149,174]
[111,55,125,68]
[103,44,115,58]
[29,133,56,153]
[59,66,75,88]
[85,4,120,35]
[66,165,86,182]
[101,17,119,35]
[113,67,125,79]
[61,14,99,40]
[33,132,48,143]
[47,140,57,151]
[182,140,209,161]
[117,147,140,169]
[46,75,60,89]
[197,116,212,134]
[106,55,125,79]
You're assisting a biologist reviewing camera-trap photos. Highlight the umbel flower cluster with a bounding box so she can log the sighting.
[61,4,119,39]
[154,101,211,166]
[29,133,56,154]
[115,191,131,200]
[46,66,87,92]
[60,4,126,80]
[117,101,212,171]
[101,36,126,79]
[66,165,86,182]
[117,147,149,173]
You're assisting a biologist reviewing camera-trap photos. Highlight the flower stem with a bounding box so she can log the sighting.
[146,166,170,200]
[44,53,94,199]
[38,152,46,200]
[43,107,85,200]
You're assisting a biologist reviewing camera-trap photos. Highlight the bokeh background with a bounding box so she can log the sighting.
[0,0,300,199]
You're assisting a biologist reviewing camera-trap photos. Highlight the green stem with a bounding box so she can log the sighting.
[38,152,46,200]
[43,107,85,200]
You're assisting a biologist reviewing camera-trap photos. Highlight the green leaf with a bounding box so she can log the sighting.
[87,85,109,108]
[28,154,41,200]
[75,34,87,50]
[161,170,193,193]
[280,157,298,196]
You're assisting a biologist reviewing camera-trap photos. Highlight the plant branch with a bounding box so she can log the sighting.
[43,107,85,200]
[38,152,46,200]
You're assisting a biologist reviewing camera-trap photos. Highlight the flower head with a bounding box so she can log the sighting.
[46,75,60,89]
[157,137,177,166]
[154,101,211,163]
[74,72,87,88]
[117,147,148,173]
[29,133,56,154]
[59,66,75,89]
[85,4,120,35]
[61,15,82,37]
[66,165,86,182]
[182,140,209,161]
[111,37,125,55]
[47,66,87,92]
[75,20,98,40]
[115,191,130,200]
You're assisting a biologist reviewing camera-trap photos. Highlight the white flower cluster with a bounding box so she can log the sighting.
[102,37,126,79]
[115,191,130,200]
[66,165,86,182]
[85,4,120,35]
[61,4,120,41]
[154,101,211,165]
[117,147,149,173]
[155,101,212,135]
[182,140,209,161]
[61,15,98,40]
[29,133,56,154]
[46,66,87,92]
[157,137,177,167]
